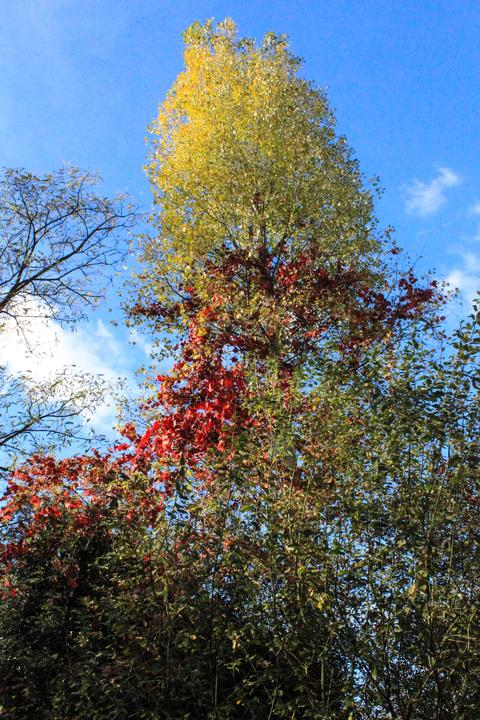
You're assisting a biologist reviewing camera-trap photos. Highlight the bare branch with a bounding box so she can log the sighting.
[0,166,136,473]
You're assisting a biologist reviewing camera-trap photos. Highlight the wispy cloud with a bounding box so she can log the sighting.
[0,305,132,435]
[468,202,480,240]
[403,167,461,217]
[445,250,480,309]
[128,328,153,359]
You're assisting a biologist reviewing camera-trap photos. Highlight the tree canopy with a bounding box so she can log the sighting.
[139,19,384,317]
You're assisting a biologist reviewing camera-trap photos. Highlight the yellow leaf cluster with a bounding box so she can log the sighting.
[143,19,381,302]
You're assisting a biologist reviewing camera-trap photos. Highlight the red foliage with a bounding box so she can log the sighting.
[1,244,442,590]
[0,450,164,590]
[131,247,441,366]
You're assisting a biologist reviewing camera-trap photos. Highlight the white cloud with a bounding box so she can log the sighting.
[128,328,153,358]
[445,251,480,309]
[403,167,461,217]
[468,202,480,241]
[0,303,130,435]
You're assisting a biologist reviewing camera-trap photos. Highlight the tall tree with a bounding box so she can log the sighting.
[138,19,385,322]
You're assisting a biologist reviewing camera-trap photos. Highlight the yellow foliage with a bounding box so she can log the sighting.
[142,19,381,303]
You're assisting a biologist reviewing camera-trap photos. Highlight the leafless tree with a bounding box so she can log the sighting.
[0,166,136,475]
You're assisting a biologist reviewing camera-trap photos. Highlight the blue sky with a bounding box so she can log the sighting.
[1,0,479,437]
